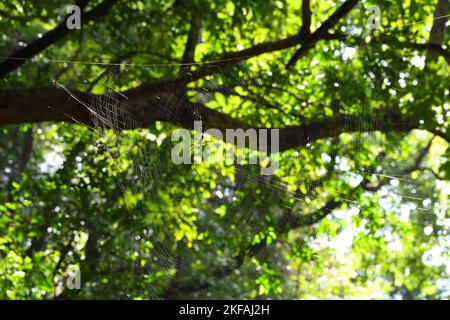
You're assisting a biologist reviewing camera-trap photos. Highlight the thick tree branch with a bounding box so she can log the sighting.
[429,0,449,46]
[286,0,359,68]
[426,0,450,67]
[0,87,415,152]
[300,0,312,37]
[180,12,202,74]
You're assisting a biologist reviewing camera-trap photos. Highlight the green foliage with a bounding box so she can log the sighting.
[0,0,449,299]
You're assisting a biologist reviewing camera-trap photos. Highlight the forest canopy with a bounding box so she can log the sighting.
[0,0,449,299]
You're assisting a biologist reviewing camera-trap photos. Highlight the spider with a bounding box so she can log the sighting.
[193,110,207,148]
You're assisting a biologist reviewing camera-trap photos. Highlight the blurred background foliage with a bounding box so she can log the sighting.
[0,0,449,299]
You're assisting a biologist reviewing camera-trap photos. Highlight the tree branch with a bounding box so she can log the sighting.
[286,0,359,68]
[180,12,202,74]
[300,0,312,37]
[0,87,416,152]
[0,0,119,77]
[429,0,449,46]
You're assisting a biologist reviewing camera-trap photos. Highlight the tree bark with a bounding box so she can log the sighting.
[0,87,414,152]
